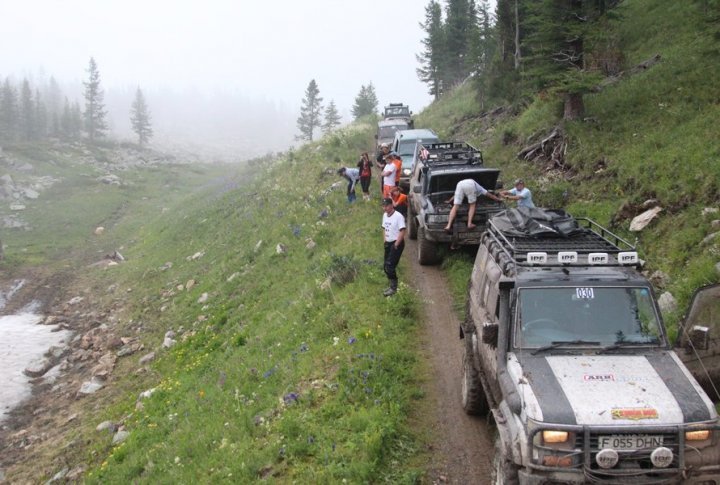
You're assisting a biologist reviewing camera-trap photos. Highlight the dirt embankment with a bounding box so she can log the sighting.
[406,239,494,483]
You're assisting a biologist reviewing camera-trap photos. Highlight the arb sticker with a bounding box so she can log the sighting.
[611,408,659,420]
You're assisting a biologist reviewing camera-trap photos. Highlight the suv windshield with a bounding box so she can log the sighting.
[514,286,664,348]
[379,125,405,139]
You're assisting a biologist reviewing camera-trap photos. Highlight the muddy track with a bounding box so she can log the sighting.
[406,239,494,483]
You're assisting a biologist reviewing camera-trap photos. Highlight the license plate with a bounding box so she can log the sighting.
[597,434,664,450]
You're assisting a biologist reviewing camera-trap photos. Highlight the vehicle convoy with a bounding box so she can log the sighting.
[461,208,720,484]
[383,102,413,128]
[407,141,503,265]
[391,128,440,191]
[375,118,409,154]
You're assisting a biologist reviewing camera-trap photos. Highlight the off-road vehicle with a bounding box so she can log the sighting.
[407,141,503,265]
[375,118,409,154]
[461,208,720,484]
[383,102,413,128]
[391,128,440,191]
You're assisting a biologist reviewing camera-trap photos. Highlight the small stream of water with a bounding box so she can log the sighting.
[0,282,70,423]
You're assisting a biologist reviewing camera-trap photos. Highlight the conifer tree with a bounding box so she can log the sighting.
[351,83,378,119]
[35,88,48,139]
[416,0,446,99]
[19,79,35,141]
[83,57,108,142]
[0,79,19,141]
[523,0,606,120]
[60,97,71,139]
[322,100,341,134]
[71,101,83,139]
[130,87,153,146]
[444,0,476,87]
[296,79,323,142]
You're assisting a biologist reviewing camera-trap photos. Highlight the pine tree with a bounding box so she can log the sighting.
[60,97,73,139]
[523,0,606,120]
[83,57,108,142]
[130,87,153,146]
[351,83,378,119]
[19,79,35,141]
[35,88,48,139]
[470,0,497,107]
[416,0,446,99]
[71,100,83,139]
[296,79,323,142]
[46,76,63,136]
[0,79,19,142]
[444,0,476,87]
[322,100,341,134]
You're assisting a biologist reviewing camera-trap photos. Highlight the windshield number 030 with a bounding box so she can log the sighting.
[576,287,594,299]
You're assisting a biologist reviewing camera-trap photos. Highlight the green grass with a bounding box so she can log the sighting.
[21,127,427,484]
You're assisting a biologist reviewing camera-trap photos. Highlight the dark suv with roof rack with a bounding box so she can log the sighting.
[461,208,720,484]
[407,141,504,265]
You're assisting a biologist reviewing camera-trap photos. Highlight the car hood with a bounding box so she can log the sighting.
[507,352,717,425]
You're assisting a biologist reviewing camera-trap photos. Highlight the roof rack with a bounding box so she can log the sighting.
[419,141,484,166]
[486,217,639,267]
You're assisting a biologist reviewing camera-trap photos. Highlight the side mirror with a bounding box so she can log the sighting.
[686,325,711,351]
[496,181,503,190]
[374,134,378,140]
[482,323,499,349]
[413,185,422,194]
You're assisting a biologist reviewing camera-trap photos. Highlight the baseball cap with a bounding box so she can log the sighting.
[382,197,393,206]
[380,143,389,148]
[514,178,524,185]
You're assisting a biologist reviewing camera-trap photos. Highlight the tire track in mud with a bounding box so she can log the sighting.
[406,239,494,484]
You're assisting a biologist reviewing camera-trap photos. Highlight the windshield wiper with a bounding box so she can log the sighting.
[598,339,660,353]
[531,340,601,355]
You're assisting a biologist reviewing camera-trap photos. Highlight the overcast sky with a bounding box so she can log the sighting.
[1,0,438,116]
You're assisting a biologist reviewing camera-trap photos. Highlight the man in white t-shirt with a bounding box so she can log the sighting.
[501,178,535,208]
[381,197,406,296]
[381,157,397,199]
[443,179,502,233]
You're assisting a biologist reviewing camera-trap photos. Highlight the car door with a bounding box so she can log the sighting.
[675,284,720,401]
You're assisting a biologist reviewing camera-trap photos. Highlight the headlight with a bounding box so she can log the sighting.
[543,430,569,444]
[403,169,411,176]
[685,430,711,441]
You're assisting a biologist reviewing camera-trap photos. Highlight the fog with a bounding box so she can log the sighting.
[1,0,437,160]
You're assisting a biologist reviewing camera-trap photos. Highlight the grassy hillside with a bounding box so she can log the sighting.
[419,0,720,333]
[2,126,430,483]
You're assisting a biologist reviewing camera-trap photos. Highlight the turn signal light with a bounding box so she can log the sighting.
[542,455,573,467]
[543,431,569,443]
[685,430,711,441]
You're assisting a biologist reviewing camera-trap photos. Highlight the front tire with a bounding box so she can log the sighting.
[407,205,418,240]
[417,226,440,265]
[461,340,489,416]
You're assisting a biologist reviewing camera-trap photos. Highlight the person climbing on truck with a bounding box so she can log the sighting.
[443,179,502,233]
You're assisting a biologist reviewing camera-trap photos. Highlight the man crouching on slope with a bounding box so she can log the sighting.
[381,197,406,297]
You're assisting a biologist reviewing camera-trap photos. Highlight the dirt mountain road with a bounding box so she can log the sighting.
[406,239,494,483]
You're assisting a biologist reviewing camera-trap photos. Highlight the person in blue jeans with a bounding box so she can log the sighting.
[337,167,360,203]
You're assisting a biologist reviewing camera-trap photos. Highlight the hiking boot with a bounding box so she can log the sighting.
[383,287,397,297]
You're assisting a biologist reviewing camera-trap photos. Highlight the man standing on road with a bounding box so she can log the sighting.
[443,179,502,232]
[381,197,406,297]
[500,178,535,208]
[381,156,397,199]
